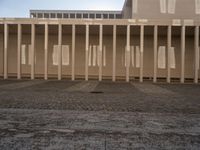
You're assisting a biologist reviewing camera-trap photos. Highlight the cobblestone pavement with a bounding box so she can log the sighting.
[0,80,200,149]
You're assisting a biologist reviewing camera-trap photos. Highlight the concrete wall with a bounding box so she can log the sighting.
[123,0,200,20]
[0,24,198,81]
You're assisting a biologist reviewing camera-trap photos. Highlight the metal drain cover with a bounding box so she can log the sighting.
[90,91,104,94]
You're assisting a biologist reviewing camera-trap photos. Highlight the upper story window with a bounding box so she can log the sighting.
[132,0,138,14]
[76,13,82,18]
[196,0,200,14]
[57,13,62,18]
[37,13,43,18]
[83,14,88,18]
[109,14,114,19]
[96,14,102,19]
[160,0,176,14]
[50,13,56,18]
[70,14,75,18]
[63,13,69,18]
[89,14,95,19]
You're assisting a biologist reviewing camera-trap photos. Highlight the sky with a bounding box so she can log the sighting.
[0,0,125,18]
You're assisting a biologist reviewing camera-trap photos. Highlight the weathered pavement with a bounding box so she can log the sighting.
[0,80,200,149]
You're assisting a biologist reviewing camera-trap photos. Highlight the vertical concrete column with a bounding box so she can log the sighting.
[17,24,22,79]
[58,24,62,80]
[181,26,185,83]
[140,25,144,82]
[194,26,199,84]
[153,25,158,83]
[31,24,35,80]
[44,23,48,80]
[72,24,76,81]
[167,26,172,83]
[99,24,103,81]
[112,25,116,82]
[4,23,8,79]
[85,24,89,81]
[126,25,130,82]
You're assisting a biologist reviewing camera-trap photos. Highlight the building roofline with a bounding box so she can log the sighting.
[30,10,122,14]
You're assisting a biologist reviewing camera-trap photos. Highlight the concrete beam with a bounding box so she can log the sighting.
[58,24,62,80]
[112,25,116,82]
[153,25,158,83]
[167,26,172,83]
[17,24,22,79]
[31,24,35,80]
[99,24,103,81]
[72,24,76,81]
[4,23,8,79]
[181,26,185,83]
[194,26,199,84]
[126,25,130,82]
[85,24,89,81]
[140,25,144,82]
[44,23,48,80]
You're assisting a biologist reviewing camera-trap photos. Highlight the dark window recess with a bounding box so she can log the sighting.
[89,14,95,19]
[44,13,49,18]
[63,13,69,18]
[83,14,88,18]
[109,14,114,19]
[38,13,43,18]
[103,14,108,19]
[51,13,56,18]
[76,14,82,18]
[96,14,102,18]
[116,14,122,19]
[57,13,62,18]
[70,14,75,18]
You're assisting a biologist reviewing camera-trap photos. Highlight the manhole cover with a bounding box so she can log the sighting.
[90,91,104,94]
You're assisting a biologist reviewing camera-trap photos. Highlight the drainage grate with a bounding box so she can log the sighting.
[90,91,104,94]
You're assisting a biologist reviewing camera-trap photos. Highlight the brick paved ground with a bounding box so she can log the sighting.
[0,80,200,149]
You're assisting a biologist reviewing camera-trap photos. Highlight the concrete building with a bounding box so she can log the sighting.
[0,0,200,83]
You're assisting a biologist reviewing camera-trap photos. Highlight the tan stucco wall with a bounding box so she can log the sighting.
[0,24,199,81]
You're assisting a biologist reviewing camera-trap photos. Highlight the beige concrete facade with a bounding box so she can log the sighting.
[0,0,200,83]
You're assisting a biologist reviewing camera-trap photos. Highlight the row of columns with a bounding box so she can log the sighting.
[2,23,200,83]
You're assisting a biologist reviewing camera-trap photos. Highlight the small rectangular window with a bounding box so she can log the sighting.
[132,0,138,14]
[158,46,166,69]
[160,0,167,13]
[21,45,26,65]
[62,45,70,66]
[53,45,59,66]
[103,46,106,67]
[170,47,176,69]
[168,0,176,14]
[93,45,97,66]
[88,45,92,66]
[97,46,100,66]
[131,46,135,67]
[136,46,140,68]
[195,0,200,14]
[28,45,32,65]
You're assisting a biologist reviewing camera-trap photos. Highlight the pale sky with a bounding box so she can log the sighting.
[0,0,125,18]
